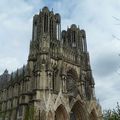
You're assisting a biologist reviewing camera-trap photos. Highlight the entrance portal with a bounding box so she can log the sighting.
[55,104,68,120]
[70,101,88,120]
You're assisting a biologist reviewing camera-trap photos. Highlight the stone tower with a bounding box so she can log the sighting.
[0,6,102,120]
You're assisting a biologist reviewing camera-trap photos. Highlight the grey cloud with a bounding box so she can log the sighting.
[93,54,119,77]
[0,57,21,74]
[94,71,120,109]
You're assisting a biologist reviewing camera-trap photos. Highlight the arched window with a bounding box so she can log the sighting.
[47,111,53,120]
[17,106,24,120]
[50,18,53,39]
[55,104,68,120]
[56,24,59,40]
[72,31,76,47]
[82,36,85,51]
[33,21,37,41]
[70,101,88,120]
[90,109,98,120]
[44,14,48,33]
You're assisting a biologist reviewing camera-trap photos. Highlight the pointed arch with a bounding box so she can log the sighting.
[55,104,69,120]
[49,17,54,39]
[47,111,53,120]
[70,100,88,120]
[89,109,98,120]
[41,110,46,120]
[88,101,99,120]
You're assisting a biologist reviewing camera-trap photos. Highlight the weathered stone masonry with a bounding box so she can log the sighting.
[0,6,102,120]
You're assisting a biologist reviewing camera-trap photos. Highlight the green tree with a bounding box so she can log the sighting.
[103,102,120,120]
[24,106,29,120]
[29,106,35,120]
[24,105,35,120]
[0,112,5,120]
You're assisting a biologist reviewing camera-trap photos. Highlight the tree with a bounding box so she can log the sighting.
[0,112,5,120]
[103,102,120,120]
[24,105,35,120]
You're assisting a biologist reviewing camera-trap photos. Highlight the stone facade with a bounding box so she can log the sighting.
[0,6,102,120]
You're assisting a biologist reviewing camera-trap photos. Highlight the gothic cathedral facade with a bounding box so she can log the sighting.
[0,7,102,120]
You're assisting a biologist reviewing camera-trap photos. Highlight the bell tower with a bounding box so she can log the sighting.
[32,6,61,41]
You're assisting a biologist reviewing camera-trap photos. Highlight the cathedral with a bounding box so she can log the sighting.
[0,6,102,120]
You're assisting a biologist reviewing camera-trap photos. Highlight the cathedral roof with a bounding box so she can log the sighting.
[0,66,26,90]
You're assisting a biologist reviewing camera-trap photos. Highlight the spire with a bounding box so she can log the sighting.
[22,65,25,78]
[10,72,13,81]
[4,69,8,74]
[81,29,87,52]
[28,40,37,61]
[52,8,53,12]
[25,63,31,77]
[32,6,61,42]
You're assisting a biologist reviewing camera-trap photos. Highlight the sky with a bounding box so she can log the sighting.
[0,0,120,110]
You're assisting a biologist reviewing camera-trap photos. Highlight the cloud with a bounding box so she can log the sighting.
[0,0,36,72]
[93,52,119,77]
[95,72,120,109]
[0,0,120,110]
[0,57,21,74]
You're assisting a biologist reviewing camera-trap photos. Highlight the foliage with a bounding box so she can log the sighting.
[29,105,35,120]
[0,112,5,120]
[24,105,35,120]
[24,106,29,120]
[103,102,120,120]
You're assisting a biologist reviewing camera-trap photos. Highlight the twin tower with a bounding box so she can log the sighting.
[0,6,102,120]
